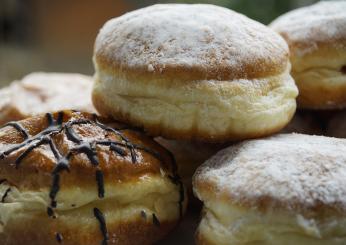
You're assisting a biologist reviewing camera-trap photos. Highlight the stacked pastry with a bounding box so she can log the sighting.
[0,2,345,245]
[193,2,346,244]
[92,4,298,203]
[270,1,346,137]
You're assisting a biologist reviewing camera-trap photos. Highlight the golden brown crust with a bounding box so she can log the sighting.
[94,4,289,83]
[0,110,175,190]
[0,216,175,245]
[95,52,288,86]
[0,110,186,244]
[92,91,294,143]
[195,230,214,245]
[0,105,24,126]
[93,4,297,142]
[295,78,346,110]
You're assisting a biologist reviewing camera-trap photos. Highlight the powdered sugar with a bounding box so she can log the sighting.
[270,1,346,56]
[194,134,346,212]
[95,4,288,78]
[0,72,95,117]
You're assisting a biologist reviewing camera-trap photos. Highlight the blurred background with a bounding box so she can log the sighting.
[0,0,321,86]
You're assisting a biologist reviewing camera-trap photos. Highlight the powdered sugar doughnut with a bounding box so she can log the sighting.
[0,72,95,125]
[193,133,346,244]
[271,1,346,109]
[93,4,298,142]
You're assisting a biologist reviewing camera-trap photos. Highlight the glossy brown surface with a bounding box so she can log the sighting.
[0,110,186,245]
[0,110,176,191]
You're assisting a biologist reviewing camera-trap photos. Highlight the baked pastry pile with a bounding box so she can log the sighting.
[0,2,345,244]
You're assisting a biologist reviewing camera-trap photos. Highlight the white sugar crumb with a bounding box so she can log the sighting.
[95,4,288,76]
[270,1,346,56]
[147,64,154,72]
[195,134,346,212]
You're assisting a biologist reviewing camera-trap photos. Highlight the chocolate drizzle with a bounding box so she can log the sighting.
[0,111,185,243]
[93,208,108,245]
[0,112,64,170]
[2,122,29,139]
[1,187,11,203]
[165,151,185,218]
[47,207,55,218]
[341,65,346,74]
[152,213,160,227]
[55,232,63,243]
[95,170,105,198]
[0,179,10,203]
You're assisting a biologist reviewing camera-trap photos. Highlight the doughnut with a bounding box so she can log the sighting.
[327,110,346,138]
[193,134,346,244]
[92,4,298,142]
[0,72,95,125]
[270,1,346,109]
[0,110,186,245]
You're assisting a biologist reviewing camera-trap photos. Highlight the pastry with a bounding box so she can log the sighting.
[270,1,346,109]
[193,134,346,244]
[92,4,298,142]
[0,72,95,125]
[0,110,186,244]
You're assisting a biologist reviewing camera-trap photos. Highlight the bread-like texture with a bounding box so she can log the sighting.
[0,111,186,245]
[93,4,298,142]
[193,134,346,244]
[270,1,346,109]
[327,110,346,138]
[0,72,95,125]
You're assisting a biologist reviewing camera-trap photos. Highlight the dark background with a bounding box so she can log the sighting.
[0,0,321,85]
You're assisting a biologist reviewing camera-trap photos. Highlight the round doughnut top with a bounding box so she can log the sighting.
[0,72,95,125]
[270,1,346,56]
[194,134,346,214]
[0,111,177,191]
[94,4,289,81]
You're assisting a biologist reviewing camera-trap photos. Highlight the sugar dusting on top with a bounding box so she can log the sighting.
[270,1,346,56]
[0,72,95,117]
[94,4,288,79]
[194,134,346,213]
